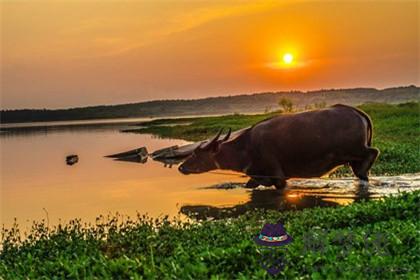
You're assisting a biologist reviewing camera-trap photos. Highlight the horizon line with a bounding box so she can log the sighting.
[1,84,418,112]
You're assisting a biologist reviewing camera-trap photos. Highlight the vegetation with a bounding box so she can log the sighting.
[358,102,420,175]
[124,112,279,142]
[1,191,419,279]
[278,98,294,112]
[126,102,420,175]
[305,101,327,110]
[1,86,418,123]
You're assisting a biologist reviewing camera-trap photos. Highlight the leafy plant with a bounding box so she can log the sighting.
[1,192,419,279]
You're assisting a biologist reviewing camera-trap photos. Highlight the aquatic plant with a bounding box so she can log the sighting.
[1,191,419,279]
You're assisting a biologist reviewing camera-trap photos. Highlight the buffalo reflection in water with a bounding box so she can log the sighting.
[180,183,373,220]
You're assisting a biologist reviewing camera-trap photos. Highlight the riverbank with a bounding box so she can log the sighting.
[1,191,419,279]
[125,102,420,175]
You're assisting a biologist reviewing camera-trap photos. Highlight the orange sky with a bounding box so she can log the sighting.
[1,1,418,109]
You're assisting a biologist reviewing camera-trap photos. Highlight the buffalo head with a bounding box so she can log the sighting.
[178,128,231,174]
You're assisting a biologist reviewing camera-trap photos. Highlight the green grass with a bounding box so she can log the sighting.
[1,191,419,279]
[358,103,420,175]
[125,112,279,142]
[128,102,420,175]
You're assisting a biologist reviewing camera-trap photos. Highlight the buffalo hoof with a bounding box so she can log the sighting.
[355,181,370,200]
[358,179,370,187]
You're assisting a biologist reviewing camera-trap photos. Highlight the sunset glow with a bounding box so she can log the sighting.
[1,1,418,109]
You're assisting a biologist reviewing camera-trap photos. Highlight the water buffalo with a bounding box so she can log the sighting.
[178,104,379,190]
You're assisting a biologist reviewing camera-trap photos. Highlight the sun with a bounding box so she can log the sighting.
[283,53,294,64]
[268,50,299,69]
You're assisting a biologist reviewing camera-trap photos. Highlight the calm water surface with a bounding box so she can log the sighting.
[1,120,248,228]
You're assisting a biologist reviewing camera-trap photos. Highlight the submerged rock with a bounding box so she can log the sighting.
[66,155,79,165]
[202,182,245,190]
[106,147,148,159]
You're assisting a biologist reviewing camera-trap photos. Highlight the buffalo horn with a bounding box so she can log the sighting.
[202,128,223,149]
[222,128,231,142]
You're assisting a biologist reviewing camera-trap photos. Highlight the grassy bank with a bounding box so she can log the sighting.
[1,191,419,279]
[126,102,420,175]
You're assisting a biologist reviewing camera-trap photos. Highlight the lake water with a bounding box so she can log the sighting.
[0,120,248,228]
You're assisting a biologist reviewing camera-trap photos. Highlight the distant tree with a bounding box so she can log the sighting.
[278,98,294,113]
[264,106,272,113]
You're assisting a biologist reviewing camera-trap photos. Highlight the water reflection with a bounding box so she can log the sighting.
[181,188,344,220]
[181,172,420,221]
[0,122,138,137]
[180,180,385,220]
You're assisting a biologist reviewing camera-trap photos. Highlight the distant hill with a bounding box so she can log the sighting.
[1,86,419,123]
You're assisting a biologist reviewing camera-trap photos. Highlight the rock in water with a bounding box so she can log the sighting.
[105,147,148,159]
[66,155,79,165]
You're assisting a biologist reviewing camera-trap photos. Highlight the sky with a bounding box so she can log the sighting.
[1,0,418,109]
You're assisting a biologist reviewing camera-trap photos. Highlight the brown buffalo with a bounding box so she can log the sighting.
[178,104,379,190]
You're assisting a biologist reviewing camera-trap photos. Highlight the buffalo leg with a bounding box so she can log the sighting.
[245,162,271,188]
[269,167,287,190]
[246,177,274,188]
[245,158,286,190]
[263,158,287,190]
[273,179,287,190]
[246,178,260,188]
[350,147,379,181]
[246,177,286,190]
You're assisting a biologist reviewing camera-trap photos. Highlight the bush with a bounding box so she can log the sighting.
[278,98,294,112]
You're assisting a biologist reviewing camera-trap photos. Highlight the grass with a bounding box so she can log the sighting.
[127,102,420,175]
[124,112,279,142]
[358,103,420,175]
[1,191,419,279]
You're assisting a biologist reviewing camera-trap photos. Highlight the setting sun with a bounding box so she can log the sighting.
[283,53,294,64]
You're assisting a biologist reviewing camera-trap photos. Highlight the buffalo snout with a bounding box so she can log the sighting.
[178,164,190,175]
